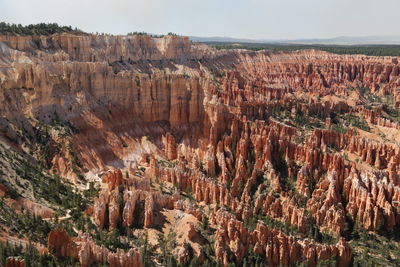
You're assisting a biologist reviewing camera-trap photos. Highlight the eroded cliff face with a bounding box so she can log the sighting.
[0,34,213,61]
[1,34,400,266]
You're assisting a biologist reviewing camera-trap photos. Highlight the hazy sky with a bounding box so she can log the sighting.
[1,0,399,39]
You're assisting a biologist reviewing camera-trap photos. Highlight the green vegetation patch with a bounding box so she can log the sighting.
[205,42,400,57]
[0,242,77,267]
[0,22,85,36]
[0,199,51,244]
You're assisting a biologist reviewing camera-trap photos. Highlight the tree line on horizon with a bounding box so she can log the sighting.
[0,22,86,36]
[0,22,181,38]
[206,42,400,57]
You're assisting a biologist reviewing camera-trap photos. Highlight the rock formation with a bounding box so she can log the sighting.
[5,257,25,267]
[48,229,142,267]
[1,32,400,266]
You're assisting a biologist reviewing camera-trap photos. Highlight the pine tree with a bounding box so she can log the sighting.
[0,242,5,267]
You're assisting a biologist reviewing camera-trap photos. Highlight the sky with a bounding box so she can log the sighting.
[1,0,400,40]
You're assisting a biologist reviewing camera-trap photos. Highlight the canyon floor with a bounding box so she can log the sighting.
[0,33,400,267]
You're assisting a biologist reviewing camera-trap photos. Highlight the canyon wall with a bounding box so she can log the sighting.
[1,34,400,266]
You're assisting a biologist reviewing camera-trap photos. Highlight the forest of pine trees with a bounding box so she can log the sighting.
[207,42,400,57]
[0,22,85,35]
